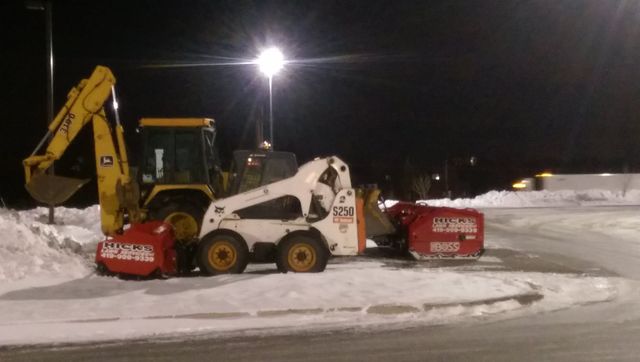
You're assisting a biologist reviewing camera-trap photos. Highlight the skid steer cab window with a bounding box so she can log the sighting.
[227,150,298,196]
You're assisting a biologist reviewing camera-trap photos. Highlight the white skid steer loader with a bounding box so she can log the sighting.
[196,156,364,274]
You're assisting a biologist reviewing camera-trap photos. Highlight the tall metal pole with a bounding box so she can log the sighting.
[255,115,264,148]
[25,0,55,222]
[268,76,274,149]
[444,159,450,199]
[45,0,55,224]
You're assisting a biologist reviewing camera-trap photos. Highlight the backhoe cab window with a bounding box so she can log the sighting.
[142,131,173,183]
[141,128,206,184]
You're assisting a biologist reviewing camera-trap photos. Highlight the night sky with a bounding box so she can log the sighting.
[3,0,640,207]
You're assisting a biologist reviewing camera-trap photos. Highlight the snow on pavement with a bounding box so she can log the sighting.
[0,262,618,346]
[0,263,533,324]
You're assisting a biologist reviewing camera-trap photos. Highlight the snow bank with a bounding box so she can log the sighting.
[414,190,640,209]
[0,206,102,282]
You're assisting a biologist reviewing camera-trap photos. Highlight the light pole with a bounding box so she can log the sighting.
[26,0,55,224]
[256,47,285,149]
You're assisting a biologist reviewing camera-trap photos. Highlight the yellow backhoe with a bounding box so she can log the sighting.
[23,66,222,244]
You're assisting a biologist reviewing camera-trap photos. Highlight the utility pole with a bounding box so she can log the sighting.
[26,0,55,223]
[256,116,264,148]
[444,159,451,199]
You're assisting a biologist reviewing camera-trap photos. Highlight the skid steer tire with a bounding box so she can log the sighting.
[197,234,249,275]
[277,233,329,273]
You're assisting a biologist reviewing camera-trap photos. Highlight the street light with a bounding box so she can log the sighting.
[26,0,56,224]
[256,47,285,149]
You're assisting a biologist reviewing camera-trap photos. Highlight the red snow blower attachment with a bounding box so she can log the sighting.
[95,221,177,277]
[380,202,484,259]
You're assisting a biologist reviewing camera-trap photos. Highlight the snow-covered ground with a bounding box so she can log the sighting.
[0,190,637,345]
[0,266,619,346]
[420,189,640,208]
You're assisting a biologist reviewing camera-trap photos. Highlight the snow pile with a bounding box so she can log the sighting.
[0,206,102,282]
[416,190,640,209]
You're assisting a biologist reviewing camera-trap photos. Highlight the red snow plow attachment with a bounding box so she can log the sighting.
[95,221,177,277]
[384,202,484,259]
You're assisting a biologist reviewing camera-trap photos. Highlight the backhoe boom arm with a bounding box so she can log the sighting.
[24,66,116,180]
[23,66,141,235]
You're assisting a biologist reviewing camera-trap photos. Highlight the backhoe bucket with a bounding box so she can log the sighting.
[361,188,396,237]
[25,173,90,206]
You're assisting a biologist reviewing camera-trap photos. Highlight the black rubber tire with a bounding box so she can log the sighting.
[276,233,329,273]
[95,263,113,277]
[197,233,249,275]
[175,241,198,275]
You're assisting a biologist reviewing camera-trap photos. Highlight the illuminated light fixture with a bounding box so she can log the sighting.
[536,172,553,178]
[600,173,612,176]
[256,47,285,149]
[259,141,272,150]
[512,182,527,189]
[257,47,285,78]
